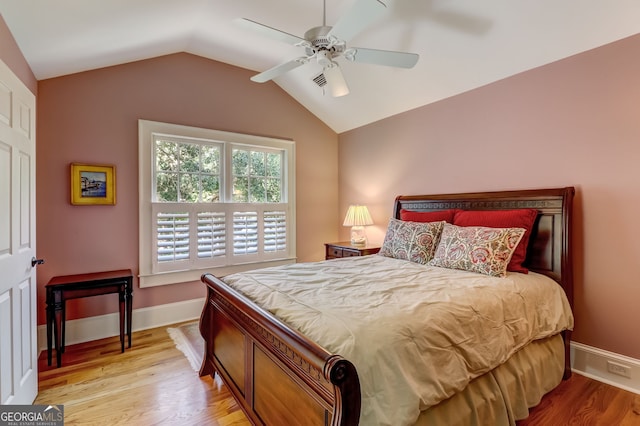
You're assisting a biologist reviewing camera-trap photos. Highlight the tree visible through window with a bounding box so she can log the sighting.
[155,139,221,202]
[232,148,282,203]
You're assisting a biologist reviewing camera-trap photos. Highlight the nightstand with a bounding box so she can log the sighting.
[325,242,381,260]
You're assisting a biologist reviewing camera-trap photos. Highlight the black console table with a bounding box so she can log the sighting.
[45,269,133,367]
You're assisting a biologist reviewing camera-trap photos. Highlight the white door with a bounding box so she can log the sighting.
[0,59,38,404]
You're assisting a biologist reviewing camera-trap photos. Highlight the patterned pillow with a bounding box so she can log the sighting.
[379,218,445,264]
[452,209,538,273]
[428,223,525,277]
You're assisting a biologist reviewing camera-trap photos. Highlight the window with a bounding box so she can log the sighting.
[139,120,296,287]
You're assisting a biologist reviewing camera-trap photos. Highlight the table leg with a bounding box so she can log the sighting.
[46,289,53,366]
[53,301,63,368]
[127,279,133,348]
[61,301,66,353]
[119,287,125,353]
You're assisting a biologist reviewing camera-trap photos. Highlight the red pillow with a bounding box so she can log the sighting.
[452,209,538,273]
[400,209,456,223]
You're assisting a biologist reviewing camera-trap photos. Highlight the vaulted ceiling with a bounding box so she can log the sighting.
[2,0,639,133]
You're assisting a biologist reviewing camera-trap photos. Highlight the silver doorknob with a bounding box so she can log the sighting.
[31,257,44,267]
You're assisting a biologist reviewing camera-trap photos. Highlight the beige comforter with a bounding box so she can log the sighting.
[221,255,574,426]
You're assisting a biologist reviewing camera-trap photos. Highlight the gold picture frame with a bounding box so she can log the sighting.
[70,163,116,205]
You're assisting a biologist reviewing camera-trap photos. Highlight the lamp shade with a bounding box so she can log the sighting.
[343,205,373,227]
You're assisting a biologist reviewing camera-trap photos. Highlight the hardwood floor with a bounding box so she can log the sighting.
[518,373,640,426]
[36,324,640,425]
[35,323,250,425]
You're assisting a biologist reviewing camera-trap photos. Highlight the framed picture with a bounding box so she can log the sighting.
[70,163,116,205]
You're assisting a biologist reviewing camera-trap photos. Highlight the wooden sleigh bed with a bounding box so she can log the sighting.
[199,187,575,426]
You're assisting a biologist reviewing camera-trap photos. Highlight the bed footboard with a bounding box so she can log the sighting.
[199,273,361,426]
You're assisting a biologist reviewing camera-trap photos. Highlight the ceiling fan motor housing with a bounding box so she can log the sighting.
[304,26,345,57]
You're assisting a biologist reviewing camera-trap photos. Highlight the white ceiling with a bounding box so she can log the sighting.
[2,0,640,133]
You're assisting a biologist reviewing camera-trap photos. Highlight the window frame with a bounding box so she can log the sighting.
[138,120,296,287]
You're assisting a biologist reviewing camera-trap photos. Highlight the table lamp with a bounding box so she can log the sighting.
[343,205,373,246]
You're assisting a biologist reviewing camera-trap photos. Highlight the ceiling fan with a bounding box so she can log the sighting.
[237,0,419,97]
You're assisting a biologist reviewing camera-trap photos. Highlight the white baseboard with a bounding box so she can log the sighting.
[571,341,640,394]
[37,297,205,352]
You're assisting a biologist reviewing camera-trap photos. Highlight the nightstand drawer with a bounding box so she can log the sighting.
[342,248,361,257]
[327,246,343,258]
[325,242,381,260]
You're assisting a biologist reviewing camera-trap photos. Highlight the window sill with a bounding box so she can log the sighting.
[138,257,297,288]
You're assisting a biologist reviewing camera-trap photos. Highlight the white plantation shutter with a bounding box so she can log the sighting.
[233,212,259,255]
[264,211,287,252]
[152,204,290,272]
[157,212,190,262]
[197,212,226,258]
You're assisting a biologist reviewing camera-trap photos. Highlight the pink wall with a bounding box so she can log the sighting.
[36,53,339,324]
[339,34,640,360]
[0,15,36,94]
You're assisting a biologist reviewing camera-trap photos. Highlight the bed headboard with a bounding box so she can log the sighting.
[393,187,575,308]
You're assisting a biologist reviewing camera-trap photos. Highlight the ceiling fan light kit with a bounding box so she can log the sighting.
[238,0,419,97]
[323,64,349,97]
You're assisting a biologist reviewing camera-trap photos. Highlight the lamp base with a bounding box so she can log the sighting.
[350,226,367,246]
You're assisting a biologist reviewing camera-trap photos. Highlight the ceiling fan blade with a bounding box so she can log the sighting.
[251,58,307,83]
[345,47,419,68]
[235,18,305,46]
[323,65,349,97]
[328,0,387,43]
